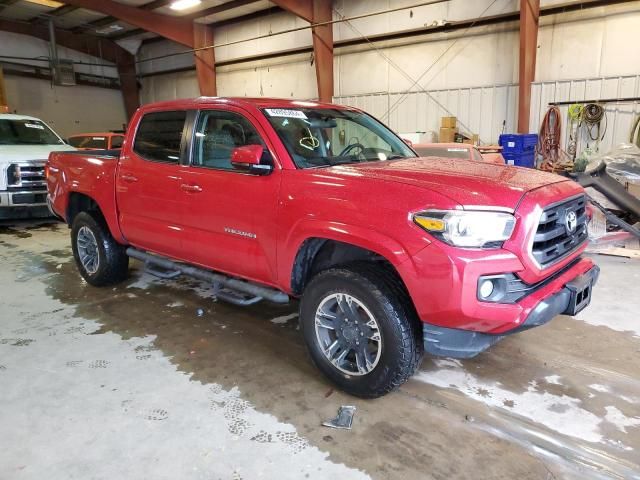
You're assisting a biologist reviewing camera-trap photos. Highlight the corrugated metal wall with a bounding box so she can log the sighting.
[530,75,640,153]
[334,84,519,145]
[334,75,640,151]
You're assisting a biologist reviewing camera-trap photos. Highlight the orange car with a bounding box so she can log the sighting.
[412,143,505,165]
[67,132,125,150]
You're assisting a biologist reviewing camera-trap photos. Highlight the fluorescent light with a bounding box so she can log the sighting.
[23,0,64,7]
[170,0,201,11]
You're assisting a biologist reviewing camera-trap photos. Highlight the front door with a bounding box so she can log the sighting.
[179,107,282,285]
[116,109,189,260]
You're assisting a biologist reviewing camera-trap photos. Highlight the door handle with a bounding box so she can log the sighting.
[181,183,203,193]
[120,174,138,183]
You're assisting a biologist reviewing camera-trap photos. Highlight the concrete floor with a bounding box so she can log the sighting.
[1,220,639,480]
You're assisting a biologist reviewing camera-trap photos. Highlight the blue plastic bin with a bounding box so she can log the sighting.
[503,151,535,168]
[499,133,538,154]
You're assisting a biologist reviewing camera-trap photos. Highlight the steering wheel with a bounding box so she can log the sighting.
[339,142,366,160]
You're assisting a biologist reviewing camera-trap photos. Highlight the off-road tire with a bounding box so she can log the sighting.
[71,211,129,286]
[300,262,423,398]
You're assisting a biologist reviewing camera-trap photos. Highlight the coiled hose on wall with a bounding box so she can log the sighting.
[583,103,607,141]
[537,106,570,172]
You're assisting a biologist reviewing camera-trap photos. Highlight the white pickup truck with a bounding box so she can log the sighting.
[0,114,75,220]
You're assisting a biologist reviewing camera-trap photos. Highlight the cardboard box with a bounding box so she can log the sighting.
[441,116,457,128]
[439,127,457,143]
[462,134,479,145]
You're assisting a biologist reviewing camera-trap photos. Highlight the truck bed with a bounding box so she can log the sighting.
[47,149,124,242]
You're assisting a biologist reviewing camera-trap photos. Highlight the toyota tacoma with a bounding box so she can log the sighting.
[47,97,599,398]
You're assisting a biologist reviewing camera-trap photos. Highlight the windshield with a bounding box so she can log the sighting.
[262,107,416,168]
[0,119,63,145]
[69,136,107,149]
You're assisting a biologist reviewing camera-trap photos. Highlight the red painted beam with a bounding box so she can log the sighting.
[518,0,540,133]
[61,0,194,47]
[193,23,216,96]
[311,0,333,102]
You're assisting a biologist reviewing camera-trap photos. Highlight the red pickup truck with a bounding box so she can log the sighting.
[47,97,599,398]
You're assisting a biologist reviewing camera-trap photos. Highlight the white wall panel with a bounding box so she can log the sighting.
[215,11,312,63]
[136,41,193,76]
[4,76,127,137]
[335,82,518,145]
[536,8,640,81]
[140,56,317,104]
[333,0,518,42]
[0,31,119,78]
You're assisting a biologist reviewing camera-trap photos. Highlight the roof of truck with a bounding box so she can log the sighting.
[140,97,355,112]
[0,113,44,121]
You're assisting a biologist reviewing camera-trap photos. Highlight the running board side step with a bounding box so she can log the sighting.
[126,248,289,305]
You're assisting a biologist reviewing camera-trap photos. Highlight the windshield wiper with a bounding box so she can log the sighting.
[386,154,406,160]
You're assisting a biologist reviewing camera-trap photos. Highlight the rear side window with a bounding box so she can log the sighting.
[133,111,186,163]
[69,136,107,149]
[111,135,124,149]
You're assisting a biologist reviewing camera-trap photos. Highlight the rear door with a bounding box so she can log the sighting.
[116,109,191,259]
[179,107,282,284]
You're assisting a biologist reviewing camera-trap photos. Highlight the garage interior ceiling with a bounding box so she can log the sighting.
[0,0,276,41]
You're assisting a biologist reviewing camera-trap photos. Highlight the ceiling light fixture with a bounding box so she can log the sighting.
[169,0,201,11]
[23,0,64,7]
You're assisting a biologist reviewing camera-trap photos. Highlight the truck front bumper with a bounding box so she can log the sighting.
[422,263,599,358]
[0,190,51,219]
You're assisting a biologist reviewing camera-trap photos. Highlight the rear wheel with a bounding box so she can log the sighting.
[71,211,129,286]
[300,264,422,398]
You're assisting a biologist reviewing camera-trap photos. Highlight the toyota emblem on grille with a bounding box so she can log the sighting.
[565,210,578,234]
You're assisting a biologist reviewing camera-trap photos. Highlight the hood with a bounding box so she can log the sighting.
[0,144,76,164]
[330,157,569,209]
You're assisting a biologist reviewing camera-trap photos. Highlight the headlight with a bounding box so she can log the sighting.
[413,210,516,248]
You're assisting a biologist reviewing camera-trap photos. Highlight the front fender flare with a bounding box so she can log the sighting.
[279,219,412,293]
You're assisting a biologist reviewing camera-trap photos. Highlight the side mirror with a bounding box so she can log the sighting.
[231,144,273,175]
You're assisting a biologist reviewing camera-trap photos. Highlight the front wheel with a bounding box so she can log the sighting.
[71,211,129,286]
[299,264,423,398]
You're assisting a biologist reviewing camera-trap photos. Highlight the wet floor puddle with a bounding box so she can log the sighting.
[5,242,640,479]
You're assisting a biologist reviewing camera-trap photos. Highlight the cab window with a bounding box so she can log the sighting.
[133,111,186,163]
[193,110,266,171]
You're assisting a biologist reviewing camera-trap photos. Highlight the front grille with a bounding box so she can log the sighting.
[532,195,588,267]
[12,193,47,205]
[7,162,46,191]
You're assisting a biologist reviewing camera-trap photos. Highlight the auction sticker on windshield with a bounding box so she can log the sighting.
[25,123,45,129]
[264,109,307,119]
